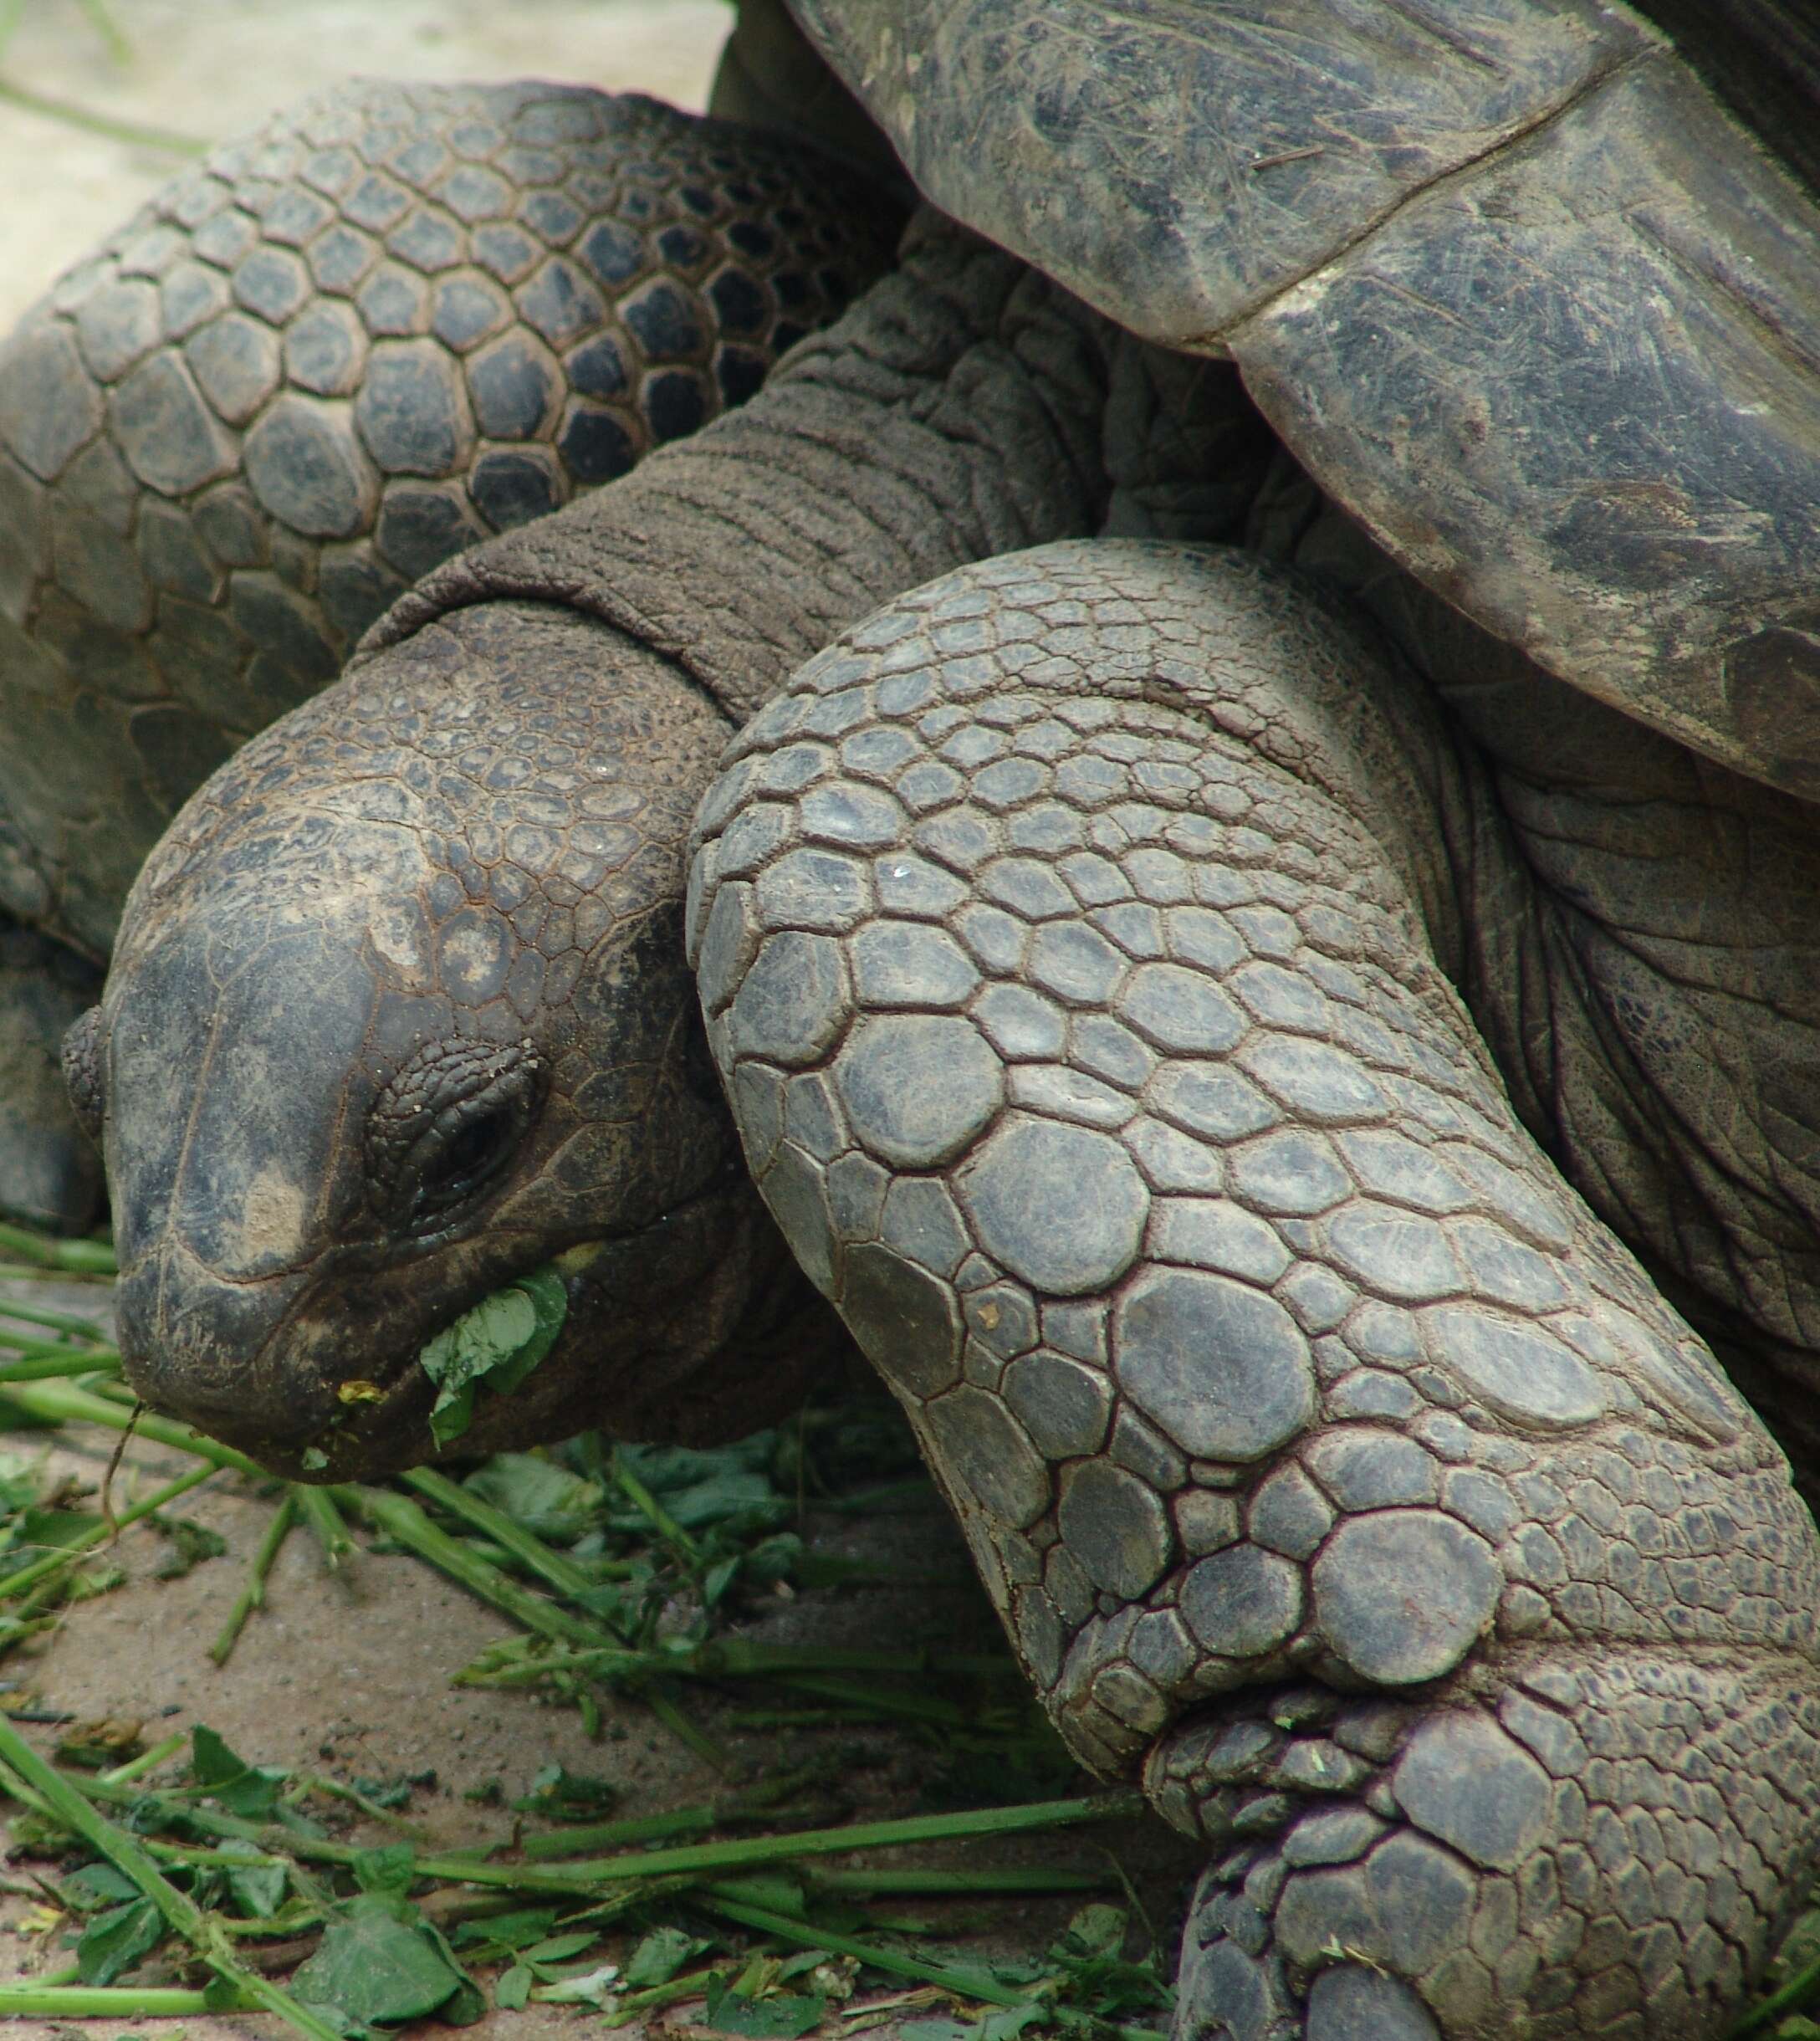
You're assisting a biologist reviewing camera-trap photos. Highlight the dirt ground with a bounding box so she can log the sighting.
[0,1272,1194,2041]
[0,5,1197,2035]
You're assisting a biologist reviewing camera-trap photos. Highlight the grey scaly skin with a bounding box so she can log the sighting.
[687,536,1820,2035]
[16,20,1820,2041]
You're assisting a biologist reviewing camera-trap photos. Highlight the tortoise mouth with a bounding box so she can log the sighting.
[248,1254,603,1484]
[214,1179,826,1484]
[120,1155,828,1485]
[232,1217,697,1485]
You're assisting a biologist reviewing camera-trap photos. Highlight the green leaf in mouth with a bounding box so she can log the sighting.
[419,1265,570,1449]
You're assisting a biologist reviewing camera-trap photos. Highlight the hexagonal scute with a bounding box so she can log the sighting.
[959,1114,1149,1297]
[835,1014,1003,1169]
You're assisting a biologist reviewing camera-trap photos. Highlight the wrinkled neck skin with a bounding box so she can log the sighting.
[97,601,841,1479]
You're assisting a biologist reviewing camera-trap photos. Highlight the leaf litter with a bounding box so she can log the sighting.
[14,1222,1820,2037]
[0,1224,1177,2038]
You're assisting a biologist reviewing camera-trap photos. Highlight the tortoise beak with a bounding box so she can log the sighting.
[114,1239,340,1449]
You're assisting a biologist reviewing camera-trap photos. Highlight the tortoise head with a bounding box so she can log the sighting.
[69,601,834,1479]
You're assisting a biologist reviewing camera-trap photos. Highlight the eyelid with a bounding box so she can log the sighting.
[401,1071,527,1179]
[364,1036,543,1227]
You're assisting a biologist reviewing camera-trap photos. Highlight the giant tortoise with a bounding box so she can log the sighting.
[3,1,1820,2033]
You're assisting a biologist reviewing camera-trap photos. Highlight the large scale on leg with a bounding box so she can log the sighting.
[688,540,1820,2036]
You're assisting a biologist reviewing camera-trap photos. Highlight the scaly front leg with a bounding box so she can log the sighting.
[688,539,1820,2038]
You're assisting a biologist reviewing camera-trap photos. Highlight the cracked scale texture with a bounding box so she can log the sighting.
[688,538,1820,2038]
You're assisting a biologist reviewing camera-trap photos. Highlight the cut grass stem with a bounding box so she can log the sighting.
[0,1714,342,2040]
[0,1379,260,1471]
[0,75,207,152]
[810,1867,1111,1895]
[508,1792,1147,1887]
[0,1985,250,2015]
[469,1635,1019,1683]
[337,1485,599,1647]
[0,1348,119,1382]
[344,1481,727,1767]
[609,1450,702,1568]
[293,1482,354,1572]
[403,1463,600,1604]
[0,1224,116,1274]
[0,1457,217,1606]
[700,1890,1027,2008]
[0,1296,111,1342]
[512,1771,829,1860]
[1730,1955,1820,2037]
[49,1760,1141,1897]
[75,0,132,66]
[101,1731,187,1786]
[212,1491,296,1665]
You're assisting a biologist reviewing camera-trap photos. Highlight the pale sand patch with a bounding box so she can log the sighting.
[0,0,731,329]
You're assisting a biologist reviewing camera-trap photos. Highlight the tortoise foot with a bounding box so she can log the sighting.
[1165,1652,1820,2037]
[0,918,102,1232]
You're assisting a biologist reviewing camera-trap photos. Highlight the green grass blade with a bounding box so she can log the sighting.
[0,1296,111,1342]
[0,1348,120,1381]
[0,1457,217,1605]
[0,1224,116,1274]
[519,1792,1146,1885]
[0,1986,248,2015]
[0,1379,260,1471]
[293,1484,354,1571]
[212,1491,296,1665]
[463,1634,1020,1690]
[75,0,132,66]
[401,1465,601,1604]
[335,1484,601,1645]
[0,1715,342,2040]
[357,1480,728,1767]
[701,1890,1028,2007]
[1731,1955,1820,2037]
[0,77,206,153]
[808,1868,1111,1895]
[101,1731,187,1786]
[609,1450,701,1567]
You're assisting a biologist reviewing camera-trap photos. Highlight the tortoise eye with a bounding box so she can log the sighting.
[366,1037,544,1237]
[61,1006,106,1144]
[402,1102,522,1227]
